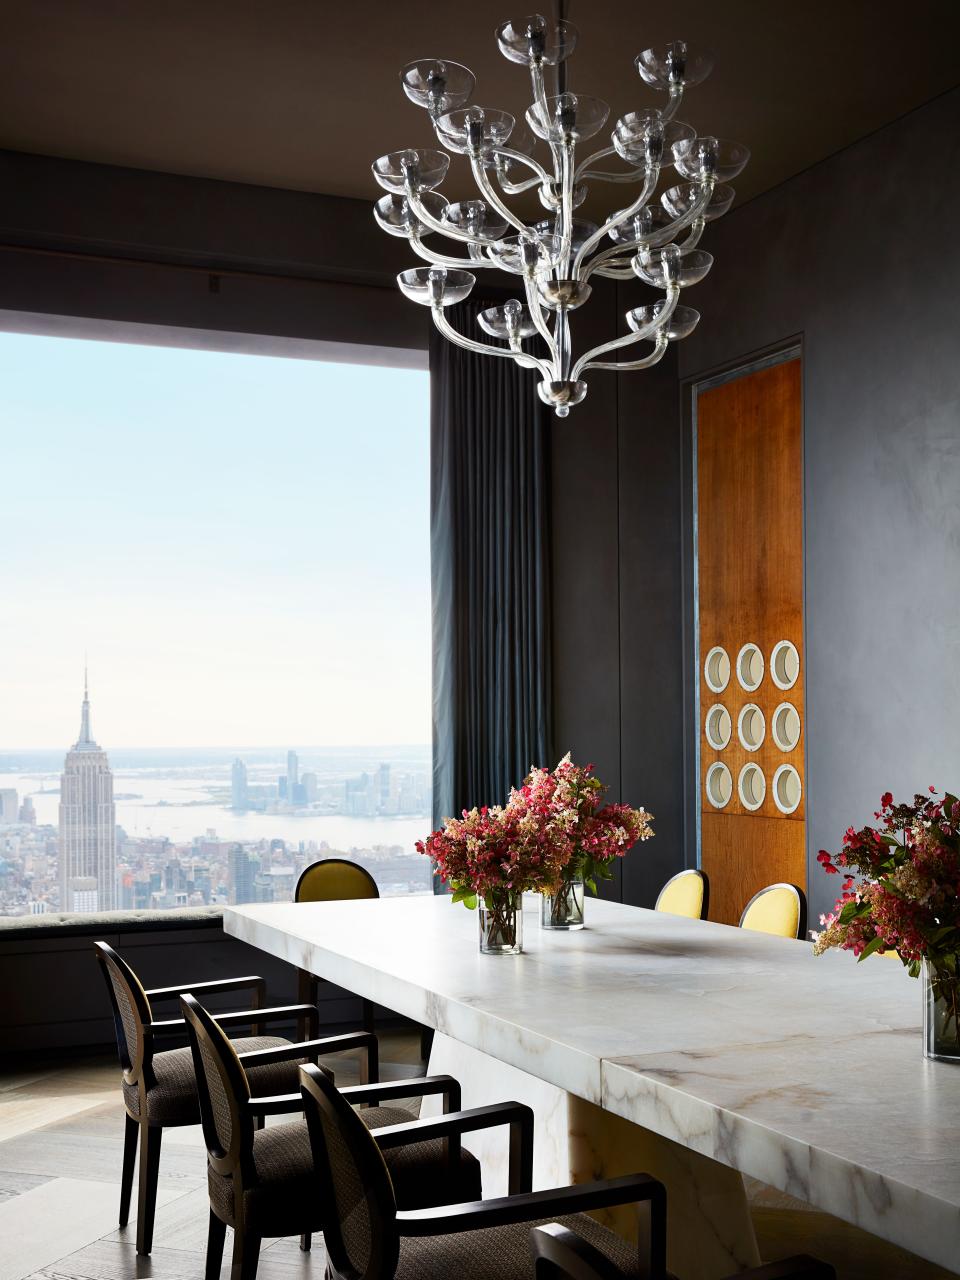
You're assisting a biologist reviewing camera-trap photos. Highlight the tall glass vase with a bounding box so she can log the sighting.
[541,877,585,930]
[479,891,523,955]
[924,960,960,1062]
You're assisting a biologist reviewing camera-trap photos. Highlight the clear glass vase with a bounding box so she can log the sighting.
[923,961,960,1062]
[541,878,585,930]
[479,892,523,955]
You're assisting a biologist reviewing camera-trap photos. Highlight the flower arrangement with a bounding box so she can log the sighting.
[509,755,654,904]
[417,754,654,946]
[813,787,960,1055]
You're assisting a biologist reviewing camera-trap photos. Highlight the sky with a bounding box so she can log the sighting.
[0,332,431,749]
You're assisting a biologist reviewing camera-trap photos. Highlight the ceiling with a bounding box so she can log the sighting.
[1,0,958,215]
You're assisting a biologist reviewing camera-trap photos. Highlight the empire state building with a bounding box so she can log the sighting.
[59,676,117,912]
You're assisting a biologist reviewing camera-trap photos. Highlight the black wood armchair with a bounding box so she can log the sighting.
[94,939,369,1256]
[530,1223,837,1280]
[300,1060,671,1280]
[181,993,483,1280]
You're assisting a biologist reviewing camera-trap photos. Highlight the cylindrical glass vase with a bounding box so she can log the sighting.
[541,878,585,930]
[479,892,523,955]
[923,960,960,1062]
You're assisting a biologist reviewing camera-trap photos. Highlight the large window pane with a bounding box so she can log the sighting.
[0,333,432,914]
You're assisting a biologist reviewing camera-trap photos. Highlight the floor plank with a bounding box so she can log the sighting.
[0,1179,186,1280]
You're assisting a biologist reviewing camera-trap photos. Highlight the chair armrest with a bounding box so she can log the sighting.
[237,1031,375,1072]
[246,1093,304,1117]
[397,1171,667,1280]
[152,1004,320,1037]
[734,1260,835,1280]
[375,1100,533,1194]
[339,1074,459,1111]
[531,1223,625,1280]
[145,975,266,1004]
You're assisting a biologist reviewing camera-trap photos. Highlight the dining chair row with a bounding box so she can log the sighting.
[94,934,832,1280]
[654,870,807,940]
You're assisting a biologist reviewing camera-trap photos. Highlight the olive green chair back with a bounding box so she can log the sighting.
[295,857,379,903]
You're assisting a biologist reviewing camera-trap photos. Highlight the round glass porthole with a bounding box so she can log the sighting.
[704,646,730,693]
[737,642,764,691]
[704,704,732,750]
[770,640,800,690]
[737,703,765,752]
[772,702,801,752]
[738,762,766,811]
[773,764,802,814]
[705,761,732,809]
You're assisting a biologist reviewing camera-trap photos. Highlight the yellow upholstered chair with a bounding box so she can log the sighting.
[295,858,380,1042]
[295,857,380,904]
[655,869,710,920]
[739,883,806,940]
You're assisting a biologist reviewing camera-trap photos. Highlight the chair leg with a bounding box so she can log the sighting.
[206,1210,227,1280]
[231,1227,262,1280]
[119,1112,138,1226]
[135,1121,162,1255]
[300,1233,312,1252]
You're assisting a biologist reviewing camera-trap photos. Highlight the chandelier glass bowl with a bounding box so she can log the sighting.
[373,16,748,416]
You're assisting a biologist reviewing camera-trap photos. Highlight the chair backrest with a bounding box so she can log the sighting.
[94,940,153,1081]
[655,869,709,920]
[300,1062,398,1280]
[180,992,253,1177]
[739,883,806,939]
[295,857,380,903]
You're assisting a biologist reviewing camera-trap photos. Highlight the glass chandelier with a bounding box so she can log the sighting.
[372,15,748,416]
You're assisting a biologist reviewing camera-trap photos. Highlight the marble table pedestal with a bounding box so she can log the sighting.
[426,1031,760,1280]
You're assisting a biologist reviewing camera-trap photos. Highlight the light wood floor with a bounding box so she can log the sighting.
[0,1032,425,1280]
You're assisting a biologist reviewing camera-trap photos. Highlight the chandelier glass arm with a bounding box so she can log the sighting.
[402,183,495,249]
[408,231,501,269]
[657,84,685,125]
[571,288,678,379]
[579,180,715,281]
[572,165,659,274]
[469,154,530,236]
[522,272,560,366]
[578,331,669,375]
[491,147,552,186]
[431,305,551,378]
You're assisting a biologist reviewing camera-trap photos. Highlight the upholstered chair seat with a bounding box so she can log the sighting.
[121,1037,304,1127]
[394,1212,647,1280]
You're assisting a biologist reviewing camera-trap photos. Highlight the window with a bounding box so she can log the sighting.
[0,331,432,914]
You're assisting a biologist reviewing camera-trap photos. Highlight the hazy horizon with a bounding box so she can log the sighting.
[1,331,431,749]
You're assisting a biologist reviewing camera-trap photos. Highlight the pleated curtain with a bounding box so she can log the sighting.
[430,296,553,835]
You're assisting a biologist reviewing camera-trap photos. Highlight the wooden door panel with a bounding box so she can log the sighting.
[696,358,805,926]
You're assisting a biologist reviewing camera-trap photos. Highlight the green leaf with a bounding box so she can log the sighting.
[857,936,885,962]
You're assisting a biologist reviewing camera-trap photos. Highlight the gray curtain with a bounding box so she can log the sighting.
[430,297,553,832]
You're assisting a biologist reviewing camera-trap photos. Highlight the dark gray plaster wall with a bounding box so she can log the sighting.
[550,88,960,922]
[677,86,960,928]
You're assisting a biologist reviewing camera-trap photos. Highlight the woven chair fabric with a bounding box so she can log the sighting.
[122,1036,298,1126]
[396,1211,644,1279]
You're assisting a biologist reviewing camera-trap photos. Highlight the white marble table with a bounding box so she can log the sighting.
[223,895,960,1274]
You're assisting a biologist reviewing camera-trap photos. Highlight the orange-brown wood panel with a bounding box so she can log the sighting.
[697,358,805,925]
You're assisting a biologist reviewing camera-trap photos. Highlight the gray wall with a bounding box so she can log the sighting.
[678,86,960,927]
[551,86,960,924]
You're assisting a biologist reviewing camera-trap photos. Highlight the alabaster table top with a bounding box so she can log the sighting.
[223,895,960,1270]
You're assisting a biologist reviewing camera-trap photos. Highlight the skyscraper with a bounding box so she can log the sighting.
[231,758,248,810]
[0,789,18,824]
[286,750,299,801]
[59,674,117,912]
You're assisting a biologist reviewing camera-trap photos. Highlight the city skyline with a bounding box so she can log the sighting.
[0,331,431,749]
